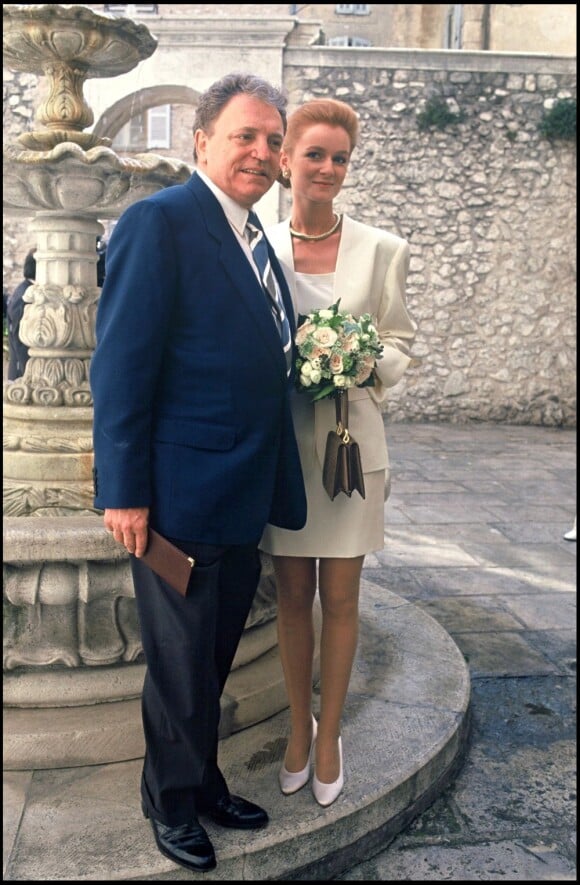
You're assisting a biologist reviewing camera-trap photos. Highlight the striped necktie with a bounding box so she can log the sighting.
[246,211,292,376]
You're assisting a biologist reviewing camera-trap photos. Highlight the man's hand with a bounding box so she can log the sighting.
[104,507,150,558]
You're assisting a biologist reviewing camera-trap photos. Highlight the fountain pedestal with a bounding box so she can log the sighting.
[5,515,316,770]
[3,4,320,771]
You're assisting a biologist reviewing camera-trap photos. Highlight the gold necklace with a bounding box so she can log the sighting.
[289,213,342,242]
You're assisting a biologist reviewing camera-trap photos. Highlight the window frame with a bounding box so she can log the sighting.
[335,4,370,15]
[112,105,171,152]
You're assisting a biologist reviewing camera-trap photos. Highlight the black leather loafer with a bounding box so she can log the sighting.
[142,802,216,872]
[200,794,269,830]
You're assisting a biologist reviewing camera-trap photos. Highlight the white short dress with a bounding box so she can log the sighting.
[259,272,385,559]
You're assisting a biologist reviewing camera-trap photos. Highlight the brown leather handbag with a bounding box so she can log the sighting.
[322,390,366,501]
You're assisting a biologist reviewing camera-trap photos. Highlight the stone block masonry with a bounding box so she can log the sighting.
[281,50,576,426]
[4,42,576,426]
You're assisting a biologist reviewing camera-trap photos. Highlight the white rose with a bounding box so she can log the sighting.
[301,361,312,377]
[313,327,338,347]
[318,309,334,320]
[310,369,322,384]
[329,353,344,374]
[333,375,347,388]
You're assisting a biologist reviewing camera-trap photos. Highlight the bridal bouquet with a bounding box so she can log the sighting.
[295,300,383,403]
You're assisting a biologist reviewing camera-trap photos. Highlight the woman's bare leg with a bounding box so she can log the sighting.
[272,555,317,771]
[316,556,364,784]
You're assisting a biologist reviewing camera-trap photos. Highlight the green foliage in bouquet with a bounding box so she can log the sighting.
[295,300,383,402]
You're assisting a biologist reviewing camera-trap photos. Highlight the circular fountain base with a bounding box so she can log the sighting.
[3,516,321,770]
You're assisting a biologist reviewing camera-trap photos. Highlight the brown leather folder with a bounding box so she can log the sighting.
[141,529,195,597]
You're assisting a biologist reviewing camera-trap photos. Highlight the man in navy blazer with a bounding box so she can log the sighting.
[90,73,306,873]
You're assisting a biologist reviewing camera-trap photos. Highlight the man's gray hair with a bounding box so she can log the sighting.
[192,72,288,162]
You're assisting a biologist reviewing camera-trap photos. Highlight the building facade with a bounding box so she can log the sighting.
[94,4,578,53]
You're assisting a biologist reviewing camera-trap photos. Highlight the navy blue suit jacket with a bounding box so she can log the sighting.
[90,172,306,544]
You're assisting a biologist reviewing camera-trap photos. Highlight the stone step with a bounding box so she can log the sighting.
[3,605,323,771]
[3,581,471,880]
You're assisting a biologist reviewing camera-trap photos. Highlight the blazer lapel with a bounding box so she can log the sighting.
[332,215,364,312]
[270,218,361,319]
[188,175,286,374]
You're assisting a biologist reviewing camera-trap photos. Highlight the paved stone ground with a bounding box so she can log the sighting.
[336,421,577,880]
[3,421,577,880]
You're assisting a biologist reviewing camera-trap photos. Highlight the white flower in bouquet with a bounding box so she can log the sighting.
[295,300,383,402]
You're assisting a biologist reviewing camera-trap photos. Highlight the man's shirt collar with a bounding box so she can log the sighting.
[196,169,250,237]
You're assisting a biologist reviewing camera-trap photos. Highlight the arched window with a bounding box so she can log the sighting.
[112,105,171,150]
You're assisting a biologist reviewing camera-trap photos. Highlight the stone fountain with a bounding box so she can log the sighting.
[3,3,318,771]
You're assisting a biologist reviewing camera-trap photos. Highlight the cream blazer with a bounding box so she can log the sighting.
[267,215,417,478]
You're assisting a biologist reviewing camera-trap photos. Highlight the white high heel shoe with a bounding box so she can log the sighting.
[279,715,318,795]
[312,736,344,807]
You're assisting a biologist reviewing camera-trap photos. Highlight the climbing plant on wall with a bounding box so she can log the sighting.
[538,98,576,141]
[417,95,465,132]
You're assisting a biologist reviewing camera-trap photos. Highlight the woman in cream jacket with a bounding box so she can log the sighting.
[260,99,416,807]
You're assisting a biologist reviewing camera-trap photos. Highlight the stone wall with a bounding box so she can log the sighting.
[280,50,576,426]
[3,46,576,426]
